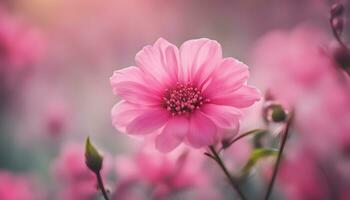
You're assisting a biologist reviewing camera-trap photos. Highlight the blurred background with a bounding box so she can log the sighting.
[0,0,349,200]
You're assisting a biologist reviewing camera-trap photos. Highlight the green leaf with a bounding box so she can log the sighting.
[240,148,278,176]
[85,137,103,173]
[253,130,268,148]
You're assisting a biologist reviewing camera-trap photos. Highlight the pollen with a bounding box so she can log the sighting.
[163,82,209,115]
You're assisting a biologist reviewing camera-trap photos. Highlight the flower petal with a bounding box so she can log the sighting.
[135,38,179,85]
[111,101,144,133]
[187,111,217,148]
[155,116,189,153]
[110,66,162,105]
[201,104,241,141]
[179,38,222,85]
[211,85,261,108]
[113,81,162,105]
[164,45,179,83]
[126,108,170,135]
[201,104,241,129]
[203,58,249,97]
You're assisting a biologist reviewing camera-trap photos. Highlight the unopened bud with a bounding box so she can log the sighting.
[263,102,288,123]
[271,105,287,122]
[331,3,345,17]
[85,137,103,174]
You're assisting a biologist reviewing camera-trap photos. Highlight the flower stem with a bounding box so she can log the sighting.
[95,171,110,200]
[264,113,293,200]
[219,129,266,152]
[209,146,247,200]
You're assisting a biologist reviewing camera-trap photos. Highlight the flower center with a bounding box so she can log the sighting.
[163,82,208,115]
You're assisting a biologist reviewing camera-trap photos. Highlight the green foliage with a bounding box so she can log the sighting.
[240,148,278,176]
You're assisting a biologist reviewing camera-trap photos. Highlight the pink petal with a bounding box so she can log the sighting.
[135,38,179,85]
[113,81,161,105]
[126,108,170,135]
[203,58,249,97]
[201,104,241,129]
[211,85,261,108]
[216,124,240,142]
[187,111,217,148]
[110,66,162,92]
[164,45,179,83]
[111,101,145,133]
[201,104,241,141]
[110,66,162,105]
[179,39,222,86]
[155,117,189,153]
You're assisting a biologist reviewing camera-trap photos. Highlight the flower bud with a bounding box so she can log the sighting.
[263,102,288,123]
[331,3,345,18]
[85,137,103,174]
[271,105,287,122]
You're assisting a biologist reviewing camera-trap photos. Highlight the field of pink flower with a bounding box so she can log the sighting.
[0,1,350,200]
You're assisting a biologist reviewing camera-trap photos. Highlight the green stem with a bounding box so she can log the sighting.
[95,171,110,200]
[264,113,293,200]
[219,129,266,152]
[209,146,247,200]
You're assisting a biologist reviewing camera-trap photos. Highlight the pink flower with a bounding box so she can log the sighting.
[113,148,219,200]
[52,144,111,200]
[0,171,41,200]
[110,38,260,152]
[251,24,335,106]
[251,24,350,199]
[43,100,69,137]
[295,80,350,157]
[0,6,44,90]
[277,149,330,200]
[251,24,350,156]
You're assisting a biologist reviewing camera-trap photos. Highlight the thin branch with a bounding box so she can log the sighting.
[219,129,266,152]
[95,171,110,200]
[264,112,294,200]
[208,146,247,200]
[204,152,216,160]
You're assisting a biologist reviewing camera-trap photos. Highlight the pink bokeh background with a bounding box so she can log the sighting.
[0,0,349,199]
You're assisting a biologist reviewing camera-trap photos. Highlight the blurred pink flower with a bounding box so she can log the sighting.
[252,24,335,106]
[0,171,41,200]
[43,100,69,137]
[251,24,350,156]
[277,149,330,200]
[0,6,44,90]
[110,38,260,152]
[252,25,350,198]
[295,80,350,157]
[113,148,219,200]
[52,144,111,200]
